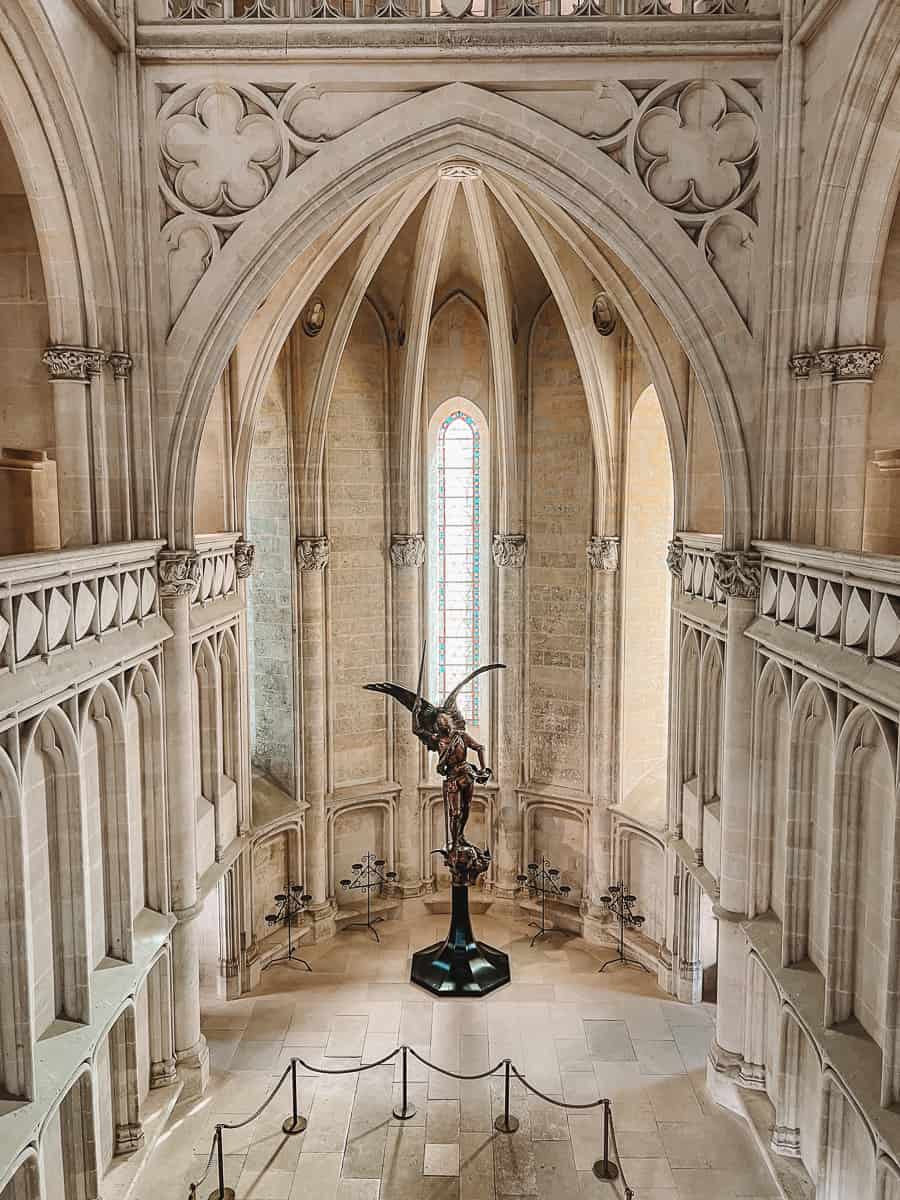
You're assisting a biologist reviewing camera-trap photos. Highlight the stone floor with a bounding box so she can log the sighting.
[138,903,778,1200]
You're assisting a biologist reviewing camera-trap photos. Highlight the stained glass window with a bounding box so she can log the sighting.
[430,408,482,724]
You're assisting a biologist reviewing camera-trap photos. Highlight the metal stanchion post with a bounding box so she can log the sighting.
[392,1045,417,1120]
[208,1126,236,1200]
[591,1100,619,1182]
[493,1059,519,1133]
[282,1059,308,1134]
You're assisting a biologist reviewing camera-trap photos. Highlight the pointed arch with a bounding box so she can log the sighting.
[749,658,791,920]
[166,84,754,551]
[0,745,31,1100]
[125,662,169,914]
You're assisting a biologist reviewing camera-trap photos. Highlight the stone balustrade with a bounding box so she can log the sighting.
[0,540,164,672]
[192,532,241,607]
[755,541,900,671]
[162,0,767,20]
[671,531,725,606]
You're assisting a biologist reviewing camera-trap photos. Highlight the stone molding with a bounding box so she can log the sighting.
[817,346,884,382]
[770,1125,801,1158]
[665,539,685,578]
[114,1123,145,1154]
[149,1057,178,1089]
[42,345,107,382]
[390,533,426,569]
[108,352,134,380]
[491,533,527,569]
[157,549,200,597]
[297,536,330,571]
[713,550,761,599]
[234,539,255,579]
[587,535,619,572]
[789,346,884,382]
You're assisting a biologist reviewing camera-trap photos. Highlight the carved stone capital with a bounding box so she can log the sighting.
[665,539,685,578]
[817,346,884,382]
[42,345,107,382]
[234,539,255,579]
[390,533,425,569]
[108,352,133,380]
[297,536,330,571]
[587,535,619,572]
[491,533,526,569]
[788,353,817,380]
[157,550,200,598]
[712,550,761,600]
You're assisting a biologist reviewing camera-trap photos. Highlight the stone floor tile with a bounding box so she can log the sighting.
[233,1040,282,1072]
[612,1126,666,1158]
[380,1124,426,1200]
[561,1072,600,1104]
[459,1131,495,1200]
[526,1094,570,1141]
[532,1140,579,1198]
[620,1156,676,1188]
[566,1114,603,1173]
[425,1143,461,1176]
[427,1099,461,1143]
[290,1151,342,1199]
[645,1076,704,1123]
[583,1021,636,1063]
[326,1015,369,1058]
[336,1181,381,1200]
[554,1037,595,1073]
[623,1001,673,1042]
[578,1170,676,1198]
[389,1082,427,1126]
[634,1040,687,1076]
[236,1165,295,1198]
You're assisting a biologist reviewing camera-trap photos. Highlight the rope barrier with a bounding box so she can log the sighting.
[187,1042,637,1199]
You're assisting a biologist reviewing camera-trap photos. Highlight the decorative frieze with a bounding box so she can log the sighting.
[587,535,619,572]
[157,549,200,597]
[713,550,761,600]
[492,533,527,569]
[108,352,134,380]
[665,539,685,578]
[297,536,330,572]
[42,345,107,382]
[788,353,816,380]
[390,534,425,569]
[234,539,255,579]
[817,346,884,382]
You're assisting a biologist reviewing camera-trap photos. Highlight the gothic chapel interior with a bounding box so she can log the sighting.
[2,0,900,1197]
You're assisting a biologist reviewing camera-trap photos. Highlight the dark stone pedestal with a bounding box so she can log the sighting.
[410,884,510,997]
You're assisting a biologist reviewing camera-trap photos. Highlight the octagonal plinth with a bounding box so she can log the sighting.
[410,885,510,997]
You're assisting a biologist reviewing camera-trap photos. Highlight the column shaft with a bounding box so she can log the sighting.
[391,544,424,894]
[492,536,526,897]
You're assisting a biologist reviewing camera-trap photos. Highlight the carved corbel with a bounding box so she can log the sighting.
[297,536,330,571]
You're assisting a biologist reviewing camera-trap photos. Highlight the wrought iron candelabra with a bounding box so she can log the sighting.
[263,882,313,972]
[340,851,397,943]
[517,857,572,946]
[598,881,650,974]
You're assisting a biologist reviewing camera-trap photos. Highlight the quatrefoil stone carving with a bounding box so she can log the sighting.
[163,85,281,216]
[637,81,757,213]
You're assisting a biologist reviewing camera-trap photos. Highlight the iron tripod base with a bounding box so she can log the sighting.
[597,950,651,975]
[264,947,312,972]
[411,885,510,996]
[528,922,569,948]
[343,916,384,943]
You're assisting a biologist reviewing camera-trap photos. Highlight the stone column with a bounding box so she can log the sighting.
[42,346,106,546]
[158,549,209,1099]
[217,864,241,1001]
[585,535,619,914]
[390,534,426,895]
[147,955,177,1090]
[297,536,336,941]
[234,539,255,837]
[816,347,883,551]
[491,534,526,898]
[709,549,760,1075]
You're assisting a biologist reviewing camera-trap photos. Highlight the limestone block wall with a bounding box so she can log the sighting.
[247,354,296,793]
[526,301,592,793]
[330,803,390,906]
[326,303,389,789]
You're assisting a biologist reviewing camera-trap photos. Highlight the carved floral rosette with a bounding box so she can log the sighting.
[108,352,134,380]
[234,539,255,579]
[157,550,201,598]
[665,539,685,579]
[390,534,426,569]
[712,550,761,600]
[587,535,620,572]
[42,345,107,382]
[297,536,330,572]
[491,533,527,569]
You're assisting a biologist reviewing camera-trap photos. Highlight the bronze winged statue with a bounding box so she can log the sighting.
[364,648,505,886]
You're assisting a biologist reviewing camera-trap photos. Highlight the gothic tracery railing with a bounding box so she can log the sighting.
[165,0,760,20]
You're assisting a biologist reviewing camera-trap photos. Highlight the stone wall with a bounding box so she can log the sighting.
[526,300,591,791]
[247,353,296,793]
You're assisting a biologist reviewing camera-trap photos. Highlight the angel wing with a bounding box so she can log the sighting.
[362,682,440,731]
[440,663,506,731]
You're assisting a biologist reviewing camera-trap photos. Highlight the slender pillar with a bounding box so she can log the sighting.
[42,346,107,546]
[390,535,426,895]
[491,534,526,897]
[586,536,619,914]
[297,536,336,940]
[709,550,760,1073]
[147,955,177,1090]
[158,549,209,1099]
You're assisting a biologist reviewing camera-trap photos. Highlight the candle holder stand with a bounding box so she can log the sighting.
[263,882,313,972]
[340,851,397,943]
[598,881,650,974]
[517,857,572,947]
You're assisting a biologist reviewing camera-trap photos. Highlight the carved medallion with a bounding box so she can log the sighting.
[302,296,326,338]
[592,293,617,337]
